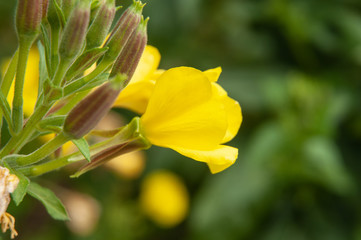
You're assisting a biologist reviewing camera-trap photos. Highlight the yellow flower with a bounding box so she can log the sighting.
[112,46,242,173]
[140,170,189,227]
[140,67,242,173]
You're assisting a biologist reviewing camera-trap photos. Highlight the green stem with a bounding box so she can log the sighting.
[0,103,51,157]
[15,132,70,166]
[64,59,112,96]
[12,38,33,134]
[19,117,151,177]
[20,151,80,177]
[52,58,72,87]
[50,28,60,77]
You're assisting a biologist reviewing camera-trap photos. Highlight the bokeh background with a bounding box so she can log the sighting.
[1,0,361,239]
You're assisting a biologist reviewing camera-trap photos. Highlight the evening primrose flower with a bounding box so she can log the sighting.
[139,67,242,173]
[140,170,189,227]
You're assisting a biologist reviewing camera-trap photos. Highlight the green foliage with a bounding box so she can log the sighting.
[72,138,91,162]
[27,182,69,221]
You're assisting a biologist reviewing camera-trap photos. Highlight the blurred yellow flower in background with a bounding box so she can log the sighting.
[2,48,39,116]
[140,170,189,227]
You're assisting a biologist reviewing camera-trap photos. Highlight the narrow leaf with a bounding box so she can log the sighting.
[27,182,69,220]
[37,40,49,100]
[0,91,14,134]
[40,24,52,77]
[72,138,91,162]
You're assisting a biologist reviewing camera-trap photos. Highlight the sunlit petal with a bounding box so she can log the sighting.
[114,80,155,114]
[141,67,227,150]
[173,145,238,174]
[222,96,242,142]
[204,67,222,82]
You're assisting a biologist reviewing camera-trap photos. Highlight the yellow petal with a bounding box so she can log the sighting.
[7,48,39,116]
[129,45,161,84]
[113,80,155,114]
[222,96,242,143]
[173,145,238,174]
[211,83,242,143]
[141,67,227,150]
[203,67,222,82]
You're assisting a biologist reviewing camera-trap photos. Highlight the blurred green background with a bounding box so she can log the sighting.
[1,0,361,239]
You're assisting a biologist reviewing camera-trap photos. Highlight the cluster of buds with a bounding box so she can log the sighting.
[11,0,148,147]
[0,0,149,236]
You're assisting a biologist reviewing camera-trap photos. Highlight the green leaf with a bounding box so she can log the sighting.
[72,138,91,162]
[27,182,69,220]
[52,0,66,28]
[4,162,30,206]
[0,91,14,134]
[37,40,49,100]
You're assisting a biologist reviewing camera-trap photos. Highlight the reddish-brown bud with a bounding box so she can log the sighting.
[16,0,43,37]
[42,0,49,21]
[59,0,91,60]
[63,74,126,139]
[102,1,144,63]
[110,17,148,85]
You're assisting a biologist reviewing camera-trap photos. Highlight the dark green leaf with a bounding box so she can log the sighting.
[27,182,69,220]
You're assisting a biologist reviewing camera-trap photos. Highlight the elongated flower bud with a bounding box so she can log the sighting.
[42,0,49,21]
[59,0,91,61]
[110,17,148,85]
[16,0,43,37]
[102,1,143,63]
[62,0,78,20]
[63,74,127,139]
[86,0,116,49]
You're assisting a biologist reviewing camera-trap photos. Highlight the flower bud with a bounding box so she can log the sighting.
[59,0,91,61]
[110,17,148,85]
[16,0,43,37]
[62,0,78,20]
[42,0,49,21]
[63,74,127,139]
[102,1,144,63]
[86,0,116,49]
